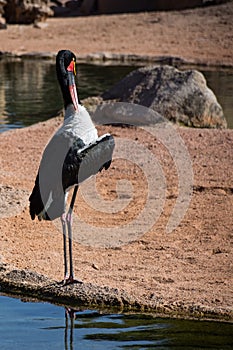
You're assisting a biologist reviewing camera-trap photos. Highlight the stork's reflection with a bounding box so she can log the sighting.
[64,307,78,350]
[64,307,101,349]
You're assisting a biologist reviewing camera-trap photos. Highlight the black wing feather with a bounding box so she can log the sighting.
[29,133,75,220]
[29,134,115,221]
[63,134,115,190]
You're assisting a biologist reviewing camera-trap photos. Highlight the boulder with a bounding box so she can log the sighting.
[4,0,52,24]
[102,65,227,128]
[0,0,6,29]
[0,0,5,15]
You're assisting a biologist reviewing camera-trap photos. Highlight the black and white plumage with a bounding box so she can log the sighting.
[29,50,115,284]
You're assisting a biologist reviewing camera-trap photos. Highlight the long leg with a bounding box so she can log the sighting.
[66,185,79,281]
[61,212,68,280]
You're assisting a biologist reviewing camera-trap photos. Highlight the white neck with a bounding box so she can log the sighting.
[60,103,98,144]
[64,104,77,120]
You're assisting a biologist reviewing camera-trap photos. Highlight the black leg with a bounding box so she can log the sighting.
[66,185,78,283]
[61,213,68,280]
[67,215,74,280]
[60,186,82,285]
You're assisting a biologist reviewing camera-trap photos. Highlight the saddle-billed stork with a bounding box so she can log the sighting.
[29,50,115,284]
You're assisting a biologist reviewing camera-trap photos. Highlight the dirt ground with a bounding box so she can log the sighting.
[0,2,233,66]
[0,2,233,320]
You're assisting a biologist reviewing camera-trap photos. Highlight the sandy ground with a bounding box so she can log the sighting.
[0,2,233,320]
[0,2,233,66]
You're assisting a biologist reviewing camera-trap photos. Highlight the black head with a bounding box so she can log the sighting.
[56,50,80,109]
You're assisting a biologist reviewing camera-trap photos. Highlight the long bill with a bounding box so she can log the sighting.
[67,70,79,111]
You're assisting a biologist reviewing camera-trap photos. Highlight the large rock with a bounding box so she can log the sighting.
[102,65,227,128]
[0,0,5,15]
[4,0,52,24]
[0,0,6,29]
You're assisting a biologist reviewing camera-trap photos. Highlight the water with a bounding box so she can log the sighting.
[204,68,233,129]
[0,295,232,349]
[0,58,135,132]
[0,57,232,132]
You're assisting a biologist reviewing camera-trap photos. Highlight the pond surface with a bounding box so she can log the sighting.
[0,58,135,132]
[0,57,232,132]
[0,295,232,350]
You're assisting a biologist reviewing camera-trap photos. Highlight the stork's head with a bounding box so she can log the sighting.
[56,50,79,110]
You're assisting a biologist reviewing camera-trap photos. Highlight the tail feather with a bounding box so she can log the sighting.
[29,173,65,221]
[29,174,43,220]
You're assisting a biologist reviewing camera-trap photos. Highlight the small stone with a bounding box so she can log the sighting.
[213,248,222,254]
[33,21,48,29]
[92,263,99,270]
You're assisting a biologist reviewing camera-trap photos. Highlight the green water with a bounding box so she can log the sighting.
[0,58,135,132]
[0,295,232,349]
[0,57,232,132]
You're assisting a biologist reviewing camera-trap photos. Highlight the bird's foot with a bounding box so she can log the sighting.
[62,275,83,286]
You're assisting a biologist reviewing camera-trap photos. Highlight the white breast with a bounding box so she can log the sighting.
[57,104,98,145]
